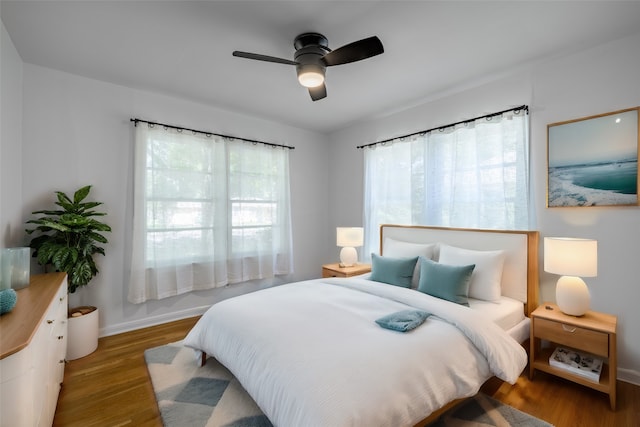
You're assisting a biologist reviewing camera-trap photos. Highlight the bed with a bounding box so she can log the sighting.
[184,225,539,427]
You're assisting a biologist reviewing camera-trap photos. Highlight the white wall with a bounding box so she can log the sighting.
[531,32,640,384]
[0,20,24,249]
[21,64,330,335]
[328,33,640,384]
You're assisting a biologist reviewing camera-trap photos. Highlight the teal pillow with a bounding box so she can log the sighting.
[370,253,419,288]
[417,258,475,306]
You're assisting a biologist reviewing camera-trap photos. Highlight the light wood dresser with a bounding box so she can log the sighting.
[0,273,68,426]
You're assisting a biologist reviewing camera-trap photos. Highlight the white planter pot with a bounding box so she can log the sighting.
[67,306,99,360]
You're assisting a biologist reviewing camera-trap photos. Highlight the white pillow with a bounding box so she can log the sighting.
[383,238,436,288]
[438,244,505,301]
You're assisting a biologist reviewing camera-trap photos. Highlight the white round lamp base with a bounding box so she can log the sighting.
[556,276,590,316]
[339,247,358,267]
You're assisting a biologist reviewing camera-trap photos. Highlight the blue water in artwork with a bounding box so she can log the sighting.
[571,161,637,194]
[548,159,637,206]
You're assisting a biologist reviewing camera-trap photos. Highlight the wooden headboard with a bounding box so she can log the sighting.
[379,225,539,316]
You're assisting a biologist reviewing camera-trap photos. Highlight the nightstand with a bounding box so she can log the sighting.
[530,303,617,410]
[322,263,371,278]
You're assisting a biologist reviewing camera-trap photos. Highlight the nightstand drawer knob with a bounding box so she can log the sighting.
[561,324,577,333]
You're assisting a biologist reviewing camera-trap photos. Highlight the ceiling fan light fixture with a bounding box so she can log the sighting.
[298,71,324,88]
[233,32,383,100]
[297,64,325,88]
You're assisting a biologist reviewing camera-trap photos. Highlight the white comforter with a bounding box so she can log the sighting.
[184,277,527,427]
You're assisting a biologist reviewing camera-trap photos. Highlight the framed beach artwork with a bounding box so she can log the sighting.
[547,107,639,207]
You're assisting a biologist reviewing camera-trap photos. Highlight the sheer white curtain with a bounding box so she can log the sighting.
[128,124,293,303]
[364,110,529,258]
[227,142,293,282]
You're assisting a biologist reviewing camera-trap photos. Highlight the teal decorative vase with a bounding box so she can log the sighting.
[0,288,18,315]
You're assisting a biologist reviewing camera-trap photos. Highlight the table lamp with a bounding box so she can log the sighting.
[336,227,363,267]
[544,237,597,316]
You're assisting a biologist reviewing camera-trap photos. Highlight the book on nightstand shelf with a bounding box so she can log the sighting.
[549,347,603,382]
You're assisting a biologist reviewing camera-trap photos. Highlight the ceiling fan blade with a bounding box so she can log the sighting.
[309,84,327,101]
[322,36,384,66]
[232,51,298,66]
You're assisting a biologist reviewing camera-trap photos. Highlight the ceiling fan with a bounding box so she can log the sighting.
[232,32,384,101]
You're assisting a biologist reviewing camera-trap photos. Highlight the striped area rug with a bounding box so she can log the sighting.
[145,341,553,427]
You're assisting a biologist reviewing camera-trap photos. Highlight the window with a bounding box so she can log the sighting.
[363,110,529,257]
[128,124,293,303]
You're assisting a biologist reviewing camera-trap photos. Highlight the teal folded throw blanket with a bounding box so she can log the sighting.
[376,309,431,332]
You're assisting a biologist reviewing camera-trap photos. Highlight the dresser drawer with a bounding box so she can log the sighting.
[535,317,609,357]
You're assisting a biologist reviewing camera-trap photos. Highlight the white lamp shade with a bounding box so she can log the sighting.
[544,237,597,277]
[336,227,364,247]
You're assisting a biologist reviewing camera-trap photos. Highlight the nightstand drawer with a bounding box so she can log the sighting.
[535,318,609,357]
[322,267,346,278]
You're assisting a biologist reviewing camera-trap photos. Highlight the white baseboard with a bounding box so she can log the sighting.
[99,305,210,337]
[618,368,640,386]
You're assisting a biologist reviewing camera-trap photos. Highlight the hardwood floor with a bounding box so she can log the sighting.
[54,317,639,427]
[53,317,199,427]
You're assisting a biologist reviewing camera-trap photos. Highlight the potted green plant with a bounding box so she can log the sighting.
[25,185,111,359]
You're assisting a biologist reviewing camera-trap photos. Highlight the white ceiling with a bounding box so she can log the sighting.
[3,1,640,133]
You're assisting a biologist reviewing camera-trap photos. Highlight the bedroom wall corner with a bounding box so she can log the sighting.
[326,131,366,264]
[0,18,24,249]
[20,63,332,336]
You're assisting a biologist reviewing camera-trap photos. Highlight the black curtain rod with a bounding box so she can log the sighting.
[130,118,295,150]
[357,105,528,149]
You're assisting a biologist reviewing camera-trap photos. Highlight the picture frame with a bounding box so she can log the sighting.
[547,107,639,207]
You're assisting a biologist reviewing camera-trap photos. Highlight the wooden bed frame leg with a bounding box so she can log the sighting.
[200,352,207,367]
